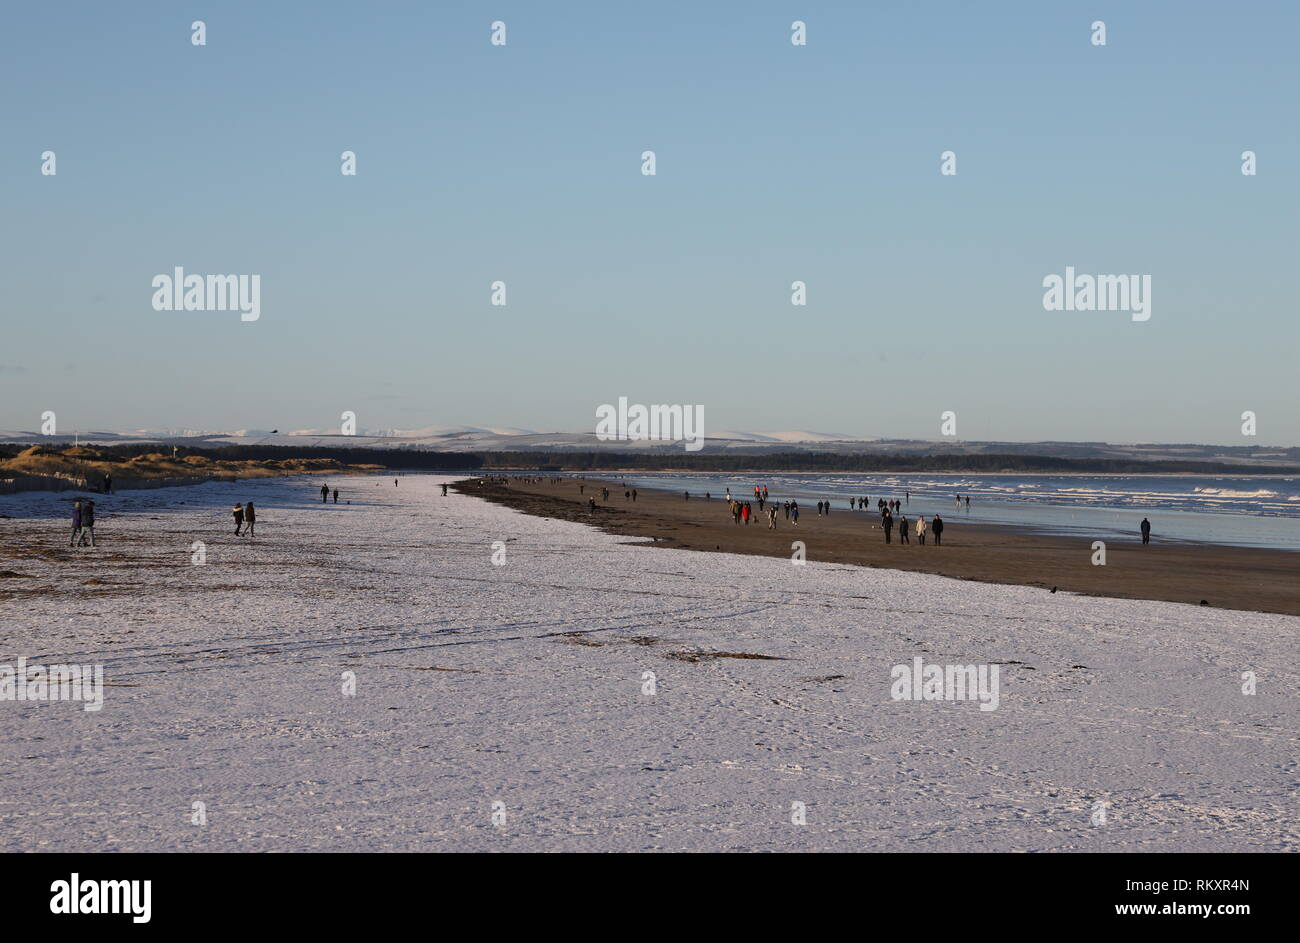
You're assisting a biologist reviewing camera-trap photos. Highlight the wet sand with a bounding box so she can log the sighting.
[456,477,1300,617]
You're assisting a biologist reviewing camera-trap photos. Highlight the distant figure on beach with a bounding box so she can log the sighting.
[631,489,637,501]
[70,500,83,546]
[965,496,970,509]
[588,497,597,512]
[1140,517,1151,544]
[333,489,339,503]
[233,503,244,535]
[741,503,751,524]
[791,504,799,525]
[932,514,944,545]
[905,490,909,505]
[916,515,926,544]
[104,475,113,495]
[579,484,584,494]
[244,502,256,537]
[882,508,893,543]
[394,479,398,487]
[684,491,689,501]
[898,513,909,543]
[79,500,96,547]
[442,483,449,496]
[767,506,778,529]
[321,485,329,502]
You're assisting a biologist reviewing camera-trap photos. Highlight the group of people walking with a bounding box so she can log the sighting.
[879,505,943,545]
[728,496,802,526]
[232,502,257,536]
[69,499,96,547]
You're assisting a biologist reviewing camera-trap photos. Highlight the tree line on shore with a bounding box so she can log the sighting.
[3,443,1290,477]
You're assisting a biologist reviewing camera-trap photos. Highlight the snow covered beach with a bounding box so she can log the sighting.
[0,475,1295,852]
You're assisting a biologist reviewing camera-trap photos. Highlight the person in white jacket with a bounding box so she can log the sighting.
[916,515,927,545]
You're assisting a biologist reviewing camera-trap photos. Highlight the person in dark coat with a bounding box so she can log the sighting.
[244,501,256,537]
[321,484,329,503]
[79,500,96,547]
[882,508,893,543]
[233,503,244,535]
[1140,517,1151,545]
[70,500,83,546]
[932,514,944,545]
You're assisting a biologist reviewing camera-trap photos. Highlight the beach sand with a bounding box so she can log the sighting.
[1,474,1294,851]
[458,477,1300,617]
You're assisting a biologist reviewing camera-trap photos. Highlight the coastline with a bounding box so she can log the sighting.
[455,476,1300,618]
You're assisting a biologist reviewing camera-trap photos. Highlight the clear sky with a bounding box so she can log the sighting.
[2,1,1297,445]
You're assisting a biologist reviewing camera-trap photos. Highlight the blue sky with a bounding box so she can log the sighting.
[2,1,1297,445]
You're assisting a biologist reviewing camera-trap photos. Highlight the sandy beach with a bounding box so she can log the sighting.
[460,477,1300,617]
[0,474,1294,852]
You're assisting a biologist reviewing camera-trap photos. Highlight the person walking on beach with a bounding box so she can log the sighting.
[104,475,113,495]
[965,496,970,509]
[882,508,893,543]
[442,483,449,496]
[244,501,256,537]
[321,484,329,503]
[898,513,909,544]
[78,500,96,547]
[333,489,339,503]
[233,503,244,536]
[791,504,799,525]
[768,506,778,529]
[70,500,83,546]
[1140,517,1151,545]
[916,515,926,545]
[631,489,637,501]
[906,490,909,505]
[932,514,944,545]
